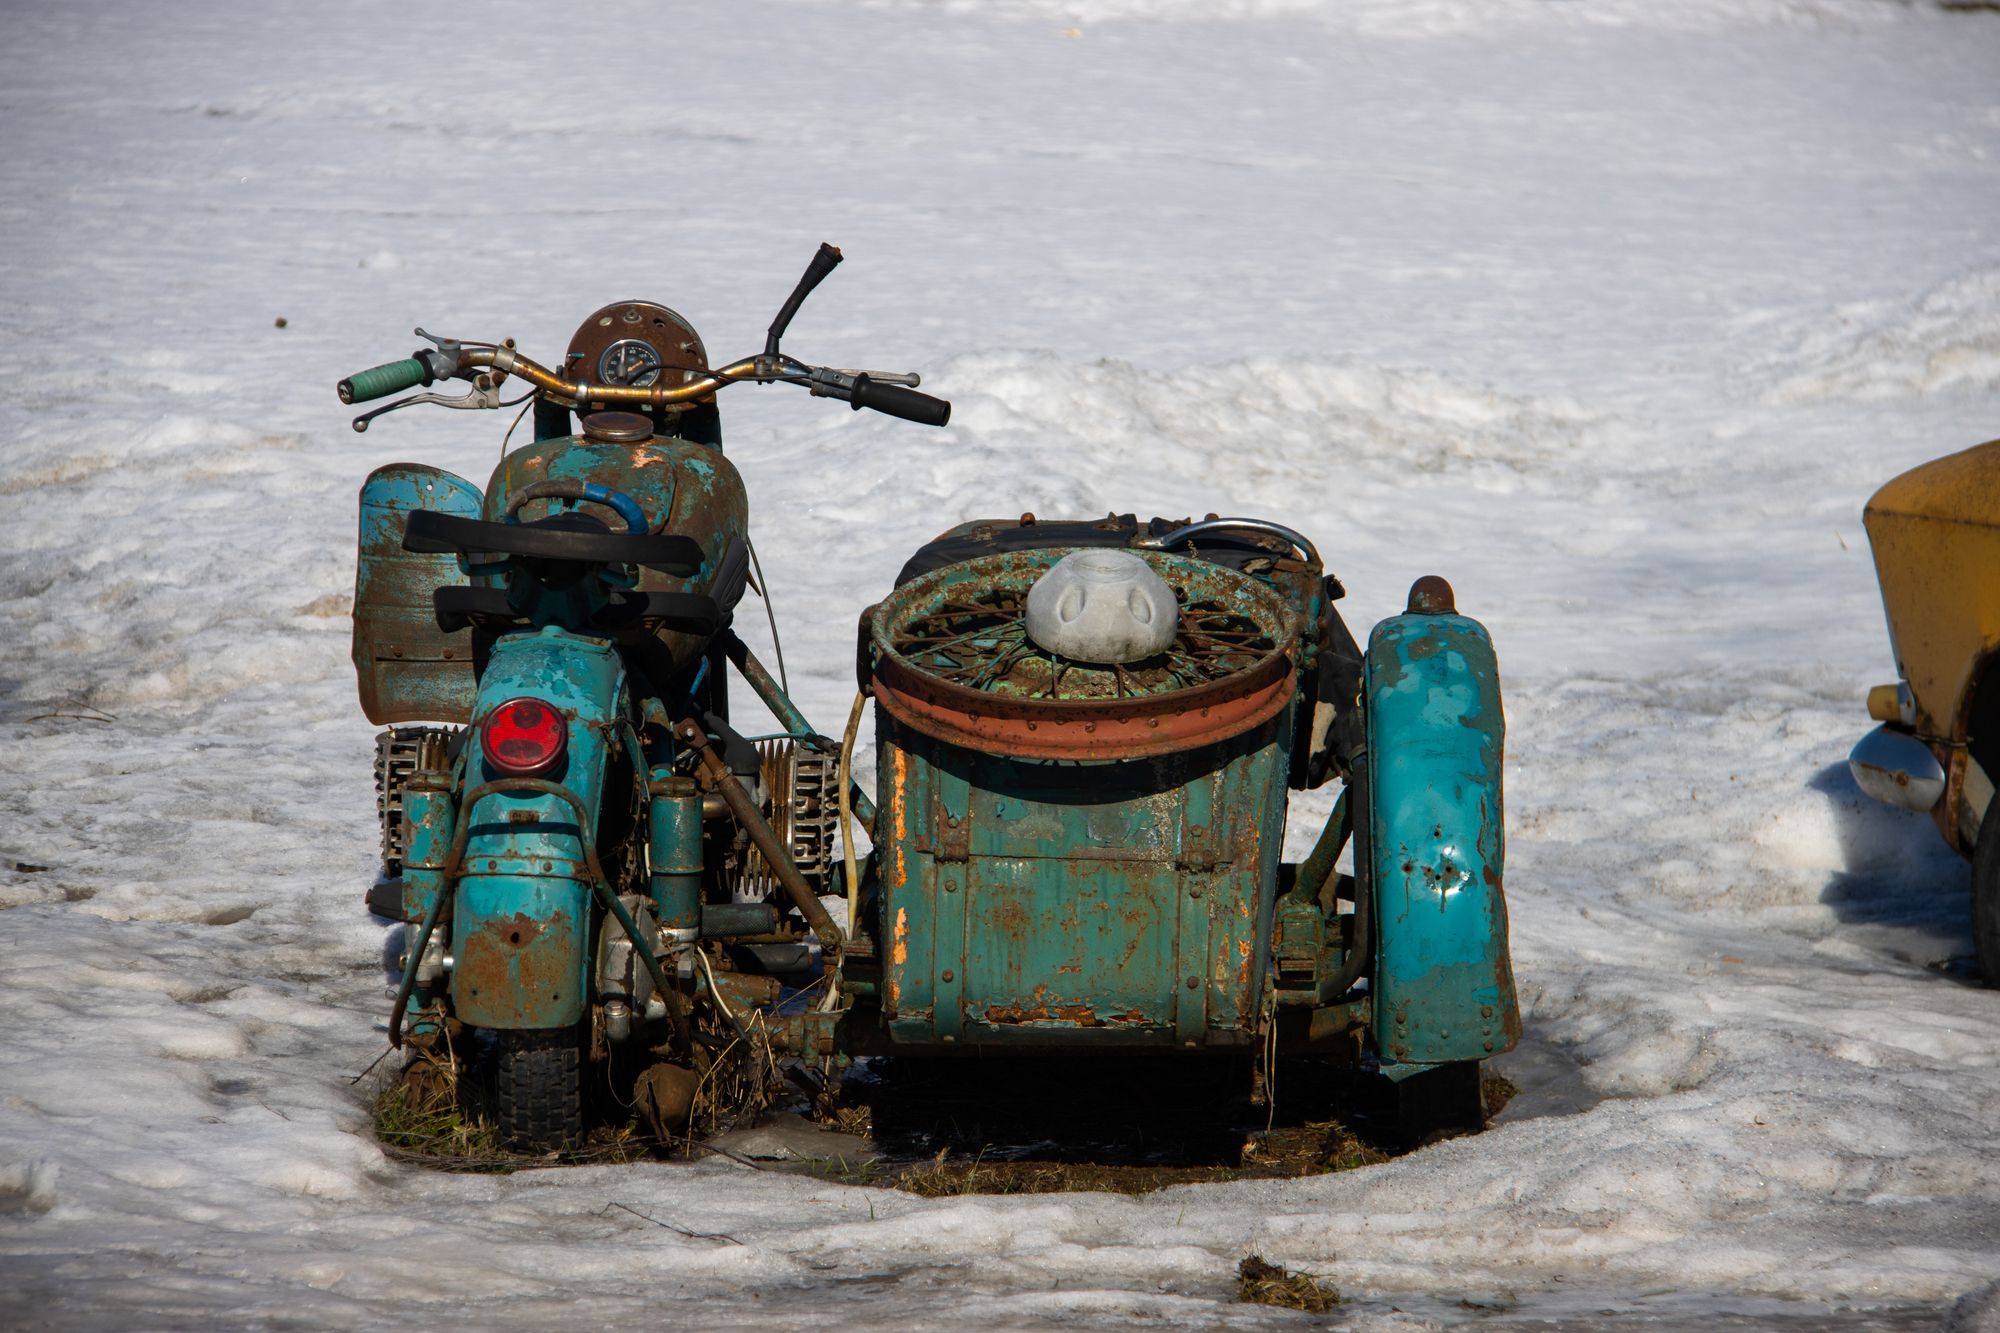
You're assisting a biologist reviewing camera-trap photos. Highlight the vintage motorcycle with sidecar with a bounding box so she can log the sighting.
[343,245,1519,1151]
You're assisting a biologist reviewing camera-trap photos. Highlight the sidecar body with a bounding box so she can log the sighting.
[842,515,1518,1085]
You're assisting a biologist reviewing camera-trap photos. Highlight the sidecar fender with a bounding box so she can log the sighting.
[1364,610,1520,1065]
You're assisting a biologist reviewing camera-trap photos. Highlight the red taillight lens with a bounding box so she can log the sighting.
[482,698,566,775]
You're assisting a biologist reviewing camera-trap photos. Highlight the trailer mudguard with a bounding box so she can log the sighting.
[1364,609,1519,1066]
[450,628,628,1031]
[354,464,483,724]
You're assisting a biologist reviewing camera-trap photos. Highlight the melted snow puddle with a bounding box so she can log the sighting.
[1387,1287,1945,1331]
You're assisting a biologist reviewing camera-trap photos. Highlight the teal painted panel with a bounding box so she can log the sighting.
[1365,612,1519,1065]
[353,464,483,723]
[445,627,629,1031]
[483,435,747,671]
[875,714,1292,1050]
[960,855,1183,1032]
[461,628,627,875]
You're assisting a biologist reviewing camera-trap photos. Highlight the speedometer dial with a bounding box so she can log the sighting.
[597,339,664,387]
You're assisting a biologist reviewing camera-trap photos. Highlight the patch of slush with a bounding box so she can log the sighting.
[816,0,1926,35]
[1760,265,2000,403]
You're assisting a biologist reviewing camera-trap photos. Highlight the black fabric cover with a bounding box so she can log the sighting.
[433,585,720,637]
[893,514,1300,587]
[404,509,704,575]
[709,536,750,617]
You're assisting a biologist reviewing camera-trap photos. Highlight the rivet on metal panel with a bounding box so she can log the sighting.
[1481,1004,1494,1018]
[1185,976,1198,990]
[944,879,957,894]
[1190,888,1202,900]
[941,970,954,982]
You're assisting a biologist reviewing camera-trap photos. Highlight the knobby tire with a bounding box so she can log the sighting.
[495,1026,583,1150]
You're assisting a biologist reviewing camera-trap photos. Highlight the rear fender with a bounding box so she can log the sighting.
[448,628,629,1031]
[1364,610,1519,1065]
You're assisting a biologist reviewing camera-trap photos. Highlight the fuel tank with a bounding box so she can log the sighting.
[484,415,750,672]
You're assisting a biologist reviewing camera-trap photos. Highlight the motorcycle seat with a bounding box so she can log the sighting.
[403,509,704,576]
[433,585,721,638]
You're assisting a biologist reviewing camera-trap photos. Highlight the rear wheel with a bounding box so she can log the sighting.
[494,1026,583,1150]
[1973,800,2000,987]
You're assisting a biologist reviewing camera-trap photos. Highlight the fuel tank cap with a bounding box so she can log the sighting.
[580,411,653,444]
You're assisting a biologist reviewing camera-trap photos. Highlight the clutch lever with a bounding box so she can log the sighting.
[350,378,505,433]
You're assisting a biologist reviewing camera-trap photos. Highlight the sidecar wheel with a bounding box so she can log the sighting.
[495,1027,583,1150]
[1973,799,2000,988]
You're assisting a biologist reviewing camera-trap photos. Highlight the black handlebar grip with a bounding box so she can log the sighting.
[850,374,951,427]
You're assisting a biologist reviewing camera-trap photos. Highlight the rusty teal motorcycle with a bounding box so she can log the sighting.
[345,246,948,1148]
[344,245,1519,1151]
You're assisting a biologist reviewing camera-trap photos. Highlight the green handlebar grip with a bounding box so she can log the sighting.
[338,357,430,405]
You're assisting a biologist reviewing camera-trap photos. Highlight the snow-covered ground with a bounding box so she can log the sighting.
[4,1,1999,1327]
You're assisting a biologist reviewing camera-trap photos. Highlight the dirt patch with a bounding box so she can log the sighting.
[374,1048,1521,1189]
[892,1116,1390,1196]
[370,1047,650,1173]
[842,1054,1496,1196]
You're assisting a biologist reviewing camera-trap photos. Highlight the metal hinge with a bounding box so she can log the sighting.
[1177,820,1224,873]
[936,810,970,863]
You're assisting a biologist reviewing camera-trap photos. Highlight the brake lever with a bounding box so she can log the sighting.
[350,379,505,433]
[803,366,923,400]
[826,367,921,388]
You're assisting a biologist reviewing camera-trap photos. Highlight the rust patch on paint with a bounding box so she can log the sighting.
[985,1002,1103,1027]
[989,901,1030,939]
[455,911,574,1024]
[891,748,910,846]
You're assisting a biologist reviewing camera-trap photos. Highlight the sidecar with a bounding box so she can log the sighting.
[840,514,1518,1115]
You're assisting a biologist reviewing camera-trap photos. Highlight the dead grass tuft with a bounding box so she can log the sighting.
[371,1049,649,1172]
[1237,1255,1340,1312]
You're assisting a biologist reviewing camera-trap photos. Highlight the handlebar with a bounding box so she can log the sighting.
[338,357,431,405]
[336,245,952,431]
[849,374,951,427]
[336,343,952,428]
